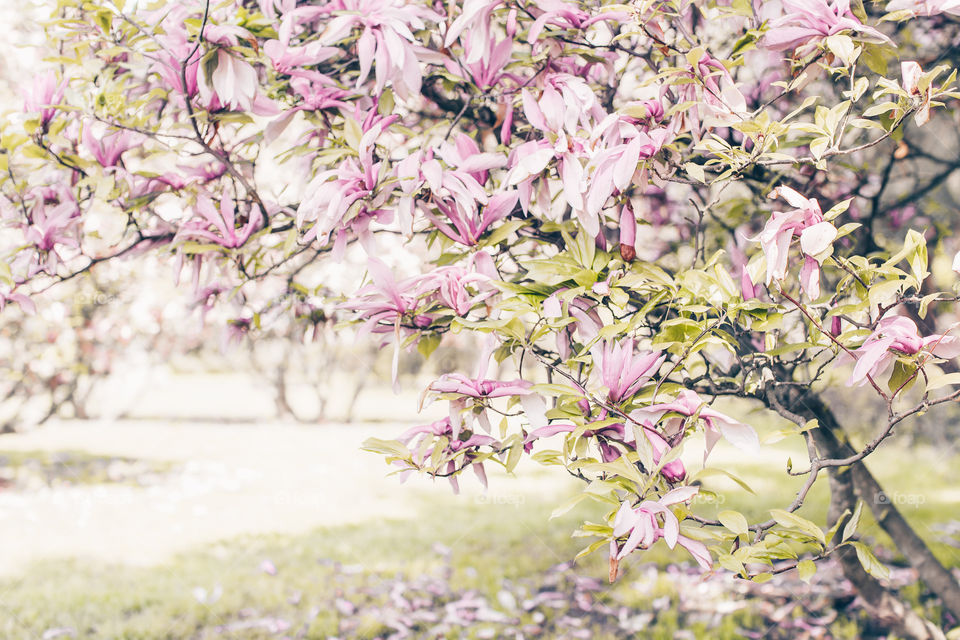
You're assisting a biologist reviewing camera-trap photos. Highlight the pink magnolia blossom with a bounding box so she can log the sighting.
[83,128,142,168]
[525,417,685,480]
[846,316,960,386]
[148,7,200,102]
[320,0,440,100]
[297,113,398,250]
[345,255,494,389]
[195,25,278,115]
[422,259,496,316]
[901,61,932,126]
[24,189,80,273]
[763,0,890,55]
[264,17,340,76]
[176,194,261,249]
[610,487,711,569]
[573,115,671,234]
[345,258,421,335]
[430,375,531,399]
[525,0,629,43]
[398,417,501,493]
[644,427,687,483]
[678,55,748,137]
[524,421,625,463]
[756,186,837,298]
[590,338,665,403]
[521,74,603,136]
[0,289,36,315]
[397,137,516,245]
[630,389,758,460]
[443,0,503,58]
[430,373,531,437]
[443,2,519,91]
[23,70,65,126]
[198,49,277,114]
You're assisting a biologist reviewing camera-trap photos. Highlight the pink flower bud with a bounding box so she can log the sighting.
[619,206,636,262]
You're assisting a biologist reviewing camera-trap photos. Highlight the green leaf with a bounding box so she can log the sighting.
[482,219,528,247]
[505,438,523,473]
[825,34,856,66]
[842,500,863,543]
[718,510,749,537]
[417,333,441,359]
[551,493,589,520]
[927,372,960,391]
[863,102,898,118]
[770,509,826,545]
[361,438,411,459]
[859,44,888,75]
[797,559,816,583]
[888,359,917,394]
[849,541,890,580]
[575,538,609,561]
[689,467,756,495]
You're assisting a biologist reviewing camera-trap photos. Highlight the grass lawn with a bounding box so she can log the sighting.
[0,437,958,639]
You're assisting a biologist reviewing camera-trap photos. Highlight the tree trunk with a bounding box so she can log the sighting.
[776,388,954,638]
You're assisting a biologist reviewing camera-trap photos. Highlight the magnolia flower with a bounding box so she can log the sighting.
[320,0,440,100]
[901,61,932,126]
[846,316,960,386]
[444,5,519,91]
[176,194,261,249]
[757,186,837,298]
[610,486,712,571]
[264,16,339,75]
[590,338,665,403]
[430,375,531,399]
[421,261,495,316]
[148,6,200,101]
[83,128,142,168]
[643,427,687,483]
[526,0,629,43]
[199,50,254,111]
[397,139,516,245]
[23,70,65,126]
[25,196,80,273]
[197,49,277,115]
[0,289,36,315]
[630,389,758,460]
[579,125,671,235]
[297,113,398,249]
[521,74,603,136]
[763,0,890,56]
[525,421,626,463]
[398,417,501,493]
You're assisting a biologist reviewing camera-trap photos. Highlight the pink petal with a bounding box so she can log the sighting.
[799,221,837,257]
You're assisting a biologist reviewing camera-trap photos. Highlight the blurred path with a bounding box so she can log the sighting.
[0,420,575,576]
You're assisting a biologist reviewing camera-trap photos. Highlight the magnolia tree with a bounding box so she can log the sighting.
[6,0,960,635]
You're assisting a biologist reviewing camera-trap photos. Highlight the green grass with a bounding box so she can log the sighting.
[0,439,957,639]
